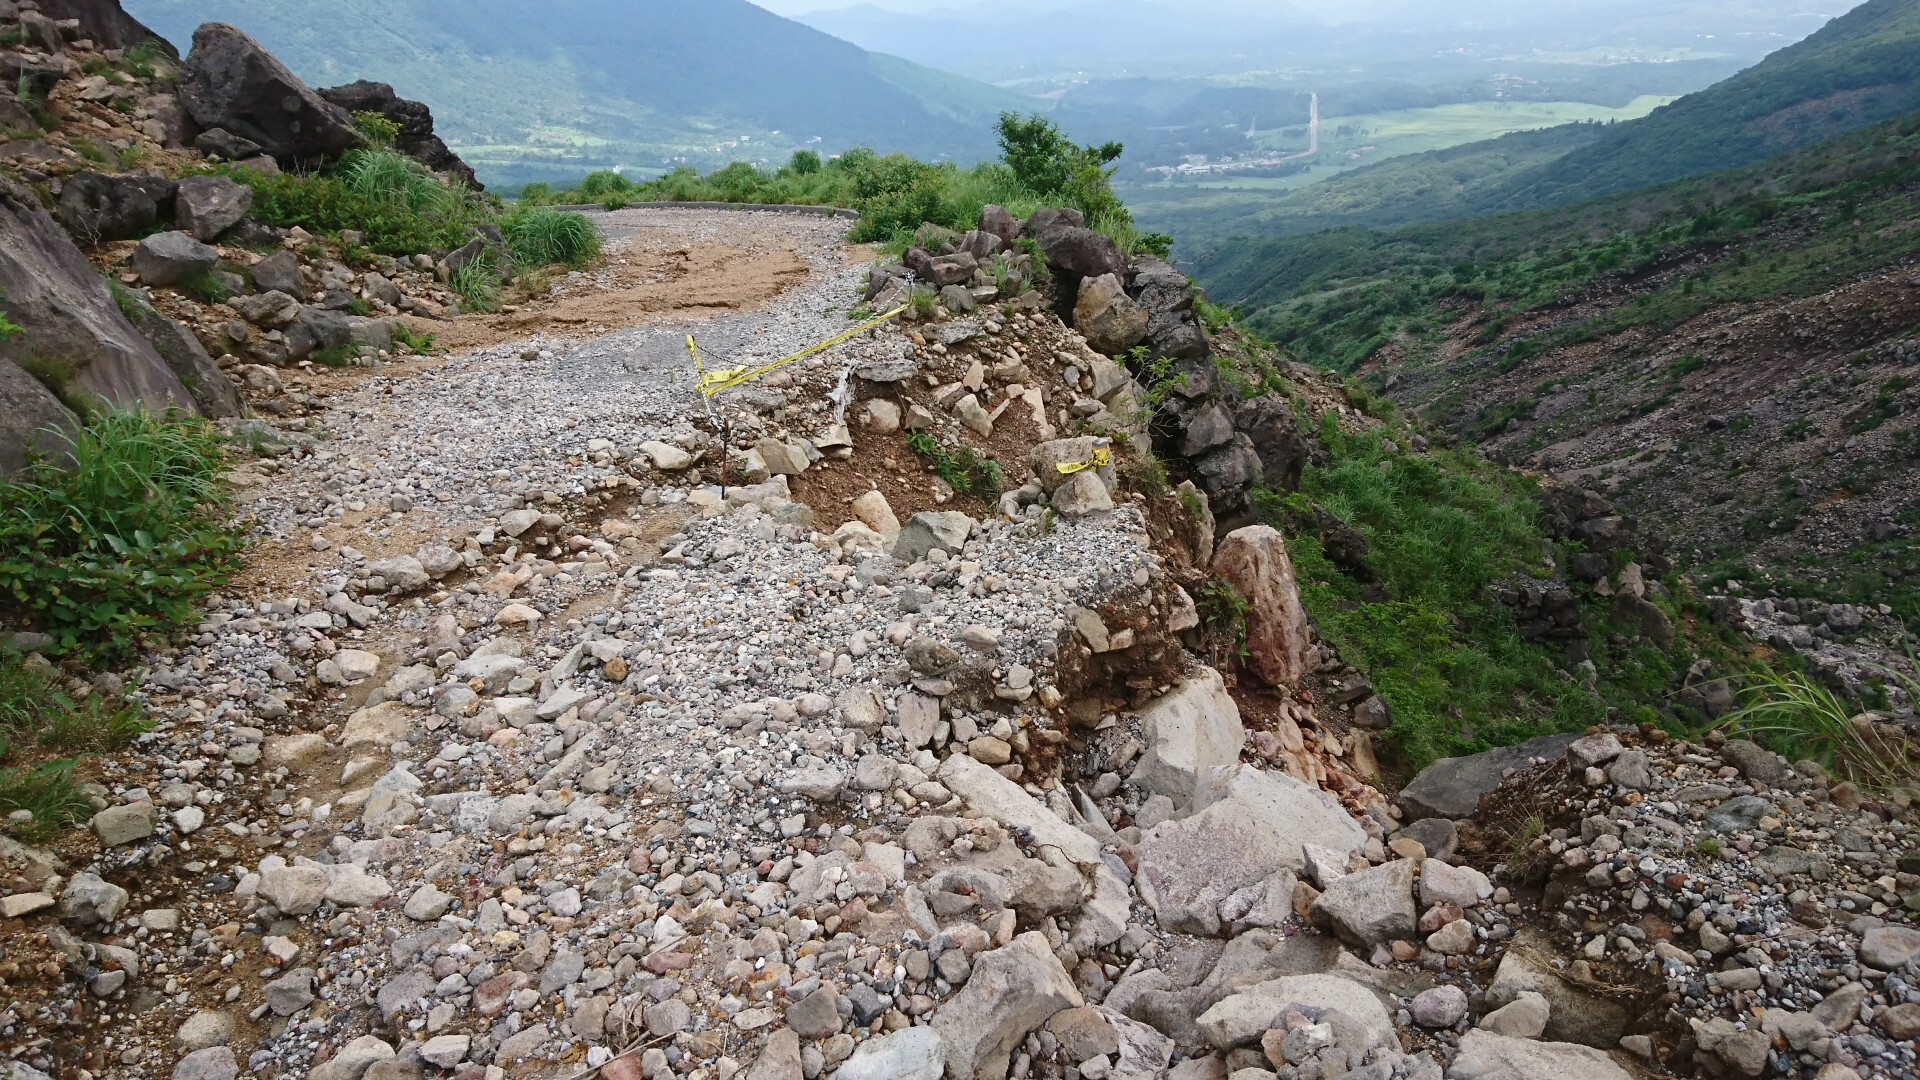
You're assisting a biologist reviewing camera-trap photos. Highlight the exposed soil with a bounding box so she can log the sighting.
[415,213,831,353]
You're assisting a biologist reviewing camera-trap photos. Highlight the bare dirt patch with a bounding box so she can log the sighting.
[414,230,815,353]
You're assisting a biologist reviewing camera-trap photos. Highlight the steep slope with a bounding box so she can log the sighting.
[125,0,1034,185]
[1203,113,1920,629]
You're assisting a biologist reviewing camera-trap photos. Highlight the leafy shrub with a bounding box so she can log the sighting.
[503,205,602,268]
[0,410,243,661]
[351,110,401,149]
[576,170,634,199]
[996,112,1128,225]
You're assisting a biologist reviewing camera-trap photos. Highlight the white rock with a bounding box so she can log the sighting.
[1131,667,1245,804]
[1448,1029,1630,1080]
[1197,974,1396,1052]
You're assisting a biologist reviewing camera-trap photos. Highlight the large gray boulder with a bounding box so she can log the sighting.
[1485,930,1628,1047]
[1131,666,1245,803]
[931,932,1081,1080]
[0,359,77,473]
[56,171,176,243]
[284,306,354,360]
[249,249,305,296]
[1074,272,1150,356]
[132,231,218,287]
[1398,733,1582,820]
[35,0,169,51]
[1136,761,1365,937]
[0,176,199,468]
[835,1026,945,1080]
[1036,226,1126,282]
[1196,973,1396,1052]
[114,286,243,419]
[179,24,358,168]
[1448,1029,1632,1080]
[893,511,973,562]
[1310,858,1416,946]
[174,176,253,242]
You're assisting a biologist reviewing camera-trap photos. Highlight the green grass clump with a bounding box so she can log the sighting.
[448,256,504,314]
[0,410,243,662]
[0,759,92,840]
[503,205,602,268]
[215,150,491,258]
[1718,667,1917,790]
[0,655,148,757]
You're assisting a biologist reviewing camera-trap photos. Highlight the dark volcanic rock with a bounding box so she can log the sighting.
[1398,733,1581,820]
[34,0,168,51]
[0,357,78,474]
[0,175,199,468]
[115,286,244,419]
[56,170,175,243]
[319,80,480,189]
[179,24,358,169]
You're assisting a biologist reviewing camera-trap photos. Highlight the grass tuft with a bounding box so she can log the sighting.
[0,409,243,662]
[502,205,601,268]
[1717,667,1916,791]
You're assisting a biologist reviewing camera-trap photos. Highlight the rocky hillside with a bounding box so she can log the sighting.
[0,169,1913,1080]
[1191,107,1920,704]
[0,5,1914,1080]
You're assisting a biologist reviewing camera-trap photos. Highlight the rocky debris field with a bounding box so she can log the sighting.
[2,199,1917,1080]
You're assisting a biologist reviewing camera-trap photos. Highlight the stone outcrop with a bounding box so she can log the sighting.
[179,23,359,168]
[0,174,198,464]
[318,80,481,188]
[56,170,176,242]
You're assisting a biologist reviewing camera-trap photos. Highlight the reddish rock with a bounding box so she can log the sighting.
[1212,525,1313,688]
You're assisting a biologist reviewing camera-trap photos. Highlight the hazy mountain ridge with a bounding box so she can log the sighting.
[1169,0,1920,268]
[126,0,1036,187]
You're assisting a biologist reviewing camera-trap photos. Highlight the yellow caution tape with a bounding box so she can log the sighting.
[1056,447,1113,475]
[688,304,910,399]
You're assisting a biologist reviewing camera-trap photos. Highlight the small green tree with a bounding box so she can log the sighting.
[996,112,1128,223]
[786,149,823,175]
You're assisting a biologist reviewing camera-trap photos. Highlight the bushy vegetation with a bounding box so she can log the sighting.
[1188,320,1722,769]
[220,148,604,310]
[524,113,1169,251]
[218,150,496,257]
[1257,420,1605,767]
[1719,668,1917,791]
[906,432,1005,498]
[0,410,243,663]
[1203,112,1920,372]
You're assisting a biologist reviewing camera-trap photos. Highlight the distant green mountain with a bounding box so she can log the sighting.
[125,0,1036,188]
[1157,0,1920,259]
[1493,0,1920,208]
